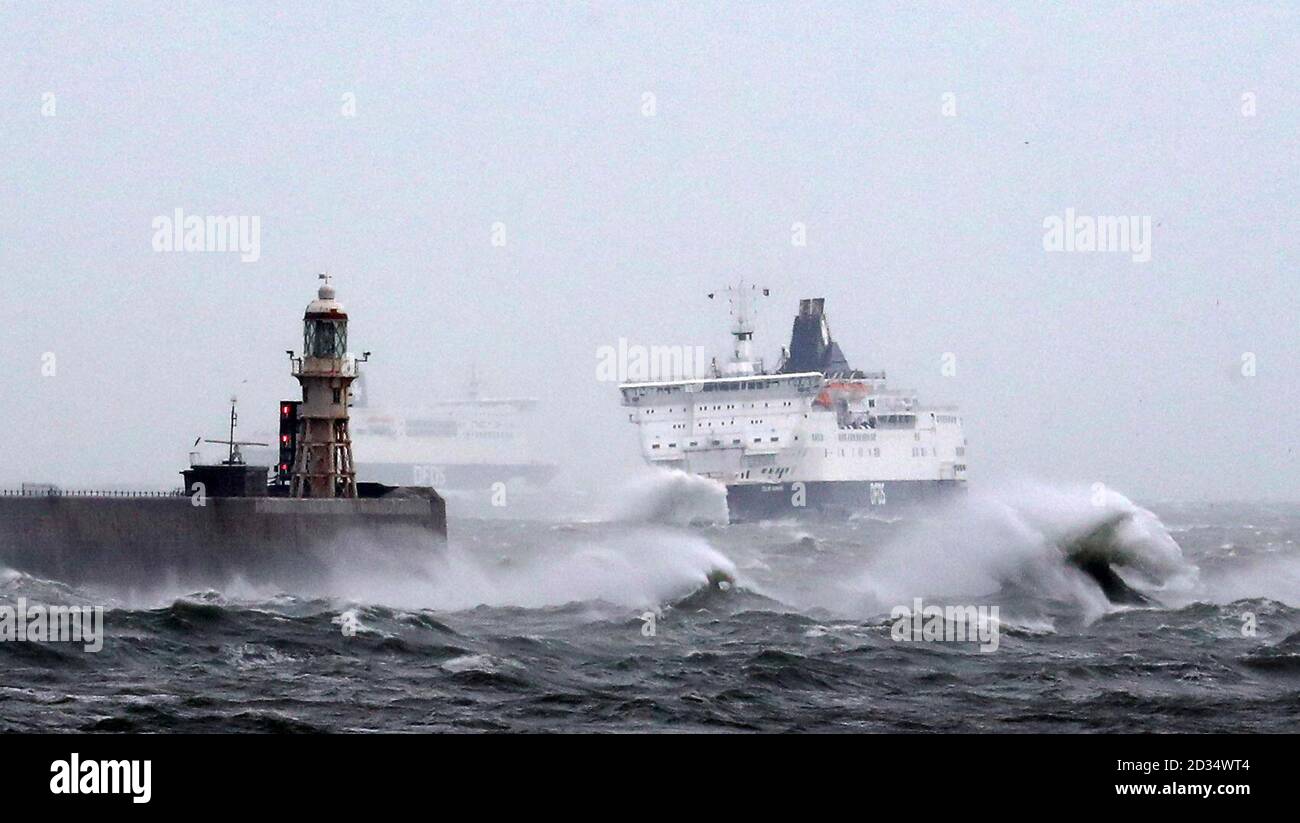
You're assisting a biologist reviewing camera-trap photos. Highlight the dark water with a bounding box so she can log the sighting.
[2,486,1299,733]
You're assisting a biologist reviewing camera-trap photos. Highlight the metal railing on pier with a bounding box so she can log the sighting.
[0,489,187,498]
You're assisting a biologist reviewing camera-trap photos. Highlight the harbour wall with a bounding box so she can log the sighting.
[0,490,446,592]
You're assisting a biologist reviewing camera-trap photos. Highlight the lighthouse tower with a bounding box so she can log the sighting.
[288,274,366,498]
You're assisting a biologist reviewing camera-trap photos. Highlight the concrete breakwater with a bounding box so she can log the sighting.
[0,488,446,592]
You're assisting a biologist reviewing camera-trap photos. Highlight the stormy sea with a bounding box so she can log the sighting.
[2,476,1298,733]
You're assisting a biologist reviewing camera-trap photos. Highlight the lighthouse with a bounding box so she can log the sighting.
[287,274,368,498]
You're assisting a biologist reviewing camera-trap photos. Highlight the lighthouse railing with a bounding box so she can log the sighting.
[292,355,359,378]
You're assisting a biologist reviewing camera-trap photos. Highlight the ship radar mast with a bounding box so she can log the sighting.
[707,282,769,376]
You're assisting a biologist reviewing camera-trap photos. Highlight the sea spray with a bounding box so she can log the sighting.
[426,527,738,611]
[1,499,1297,732]
[282,523,740,613]
[602,467,730,526]
[805,481,1198,622]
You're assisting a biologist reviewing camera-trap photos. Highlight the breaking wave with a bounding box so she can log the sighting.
[603,467,729,526]
[404,527,737,612]
[828,481,1198,621]
[169,523,740,615]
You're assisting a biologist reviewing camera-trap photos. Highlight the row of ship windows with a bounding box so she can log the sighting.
[876,414,915,424]
[651,427,958,450]
[839,432,877,442]
[643,401,795,414]
[627,377,819,397]
[640,405,947,424]
[701,377,817,392]
[652,435,785,450]
[664,418,795,430]
[661,418,797,428]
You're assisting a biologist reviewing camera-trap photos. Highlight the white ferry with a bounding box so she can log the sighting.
[619,287,967,521]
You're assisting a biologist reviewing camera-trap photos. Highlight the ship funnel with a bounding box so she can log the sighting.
[799,297,825,317]
[780,297,853,375]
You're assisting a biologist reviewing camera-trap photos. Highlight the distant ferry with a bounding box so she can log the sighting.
[350,373,558,491]
[619,287,967,521]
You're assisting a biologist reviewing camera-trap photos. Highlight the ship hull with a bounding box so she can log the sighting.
[0,492,446,591]
[725,479,965,522]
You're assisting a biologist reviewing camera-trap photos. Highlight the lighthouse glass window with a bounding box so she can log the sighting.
[305,319,347,359]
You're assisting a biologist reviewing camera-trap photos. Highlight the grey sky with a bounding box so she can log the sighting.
[2,2,1296,501]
